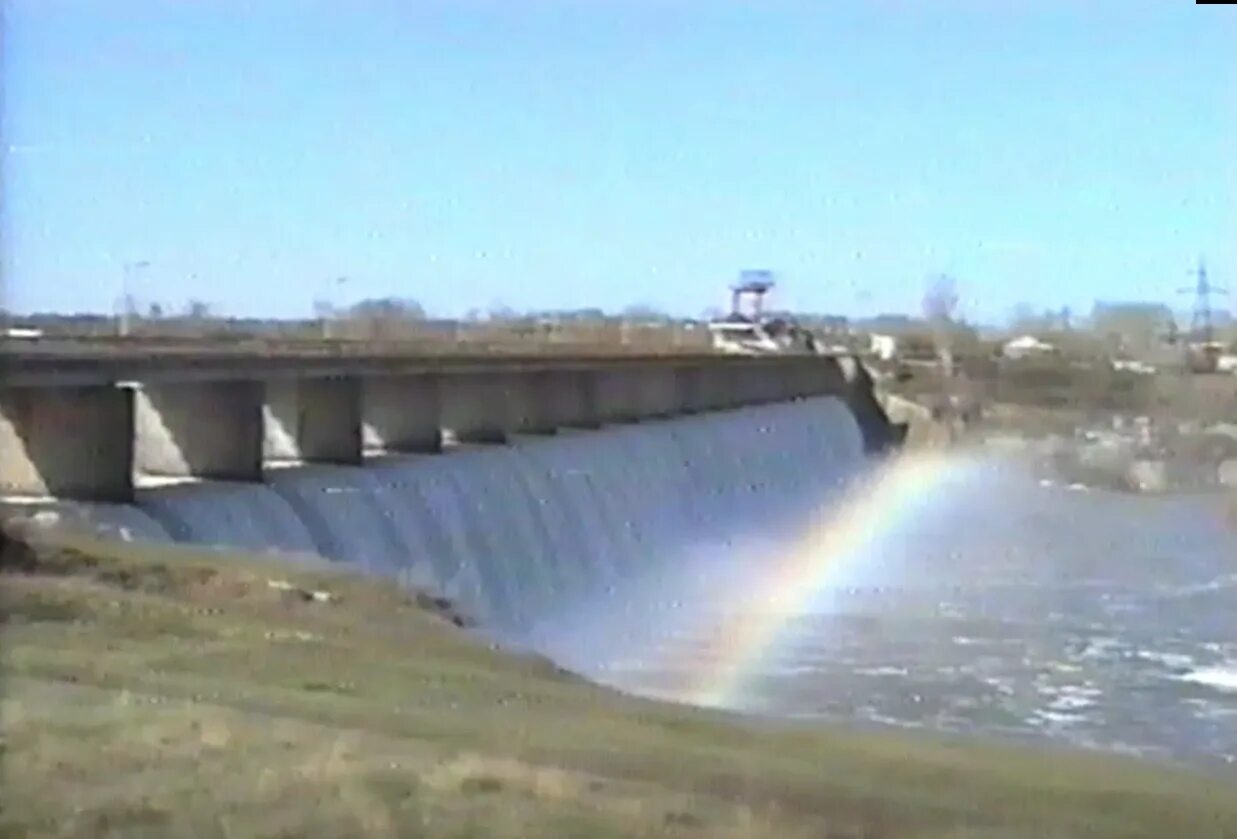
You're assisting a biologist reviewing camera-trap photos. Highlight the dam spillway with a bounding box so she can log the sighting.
[10,396,872,660]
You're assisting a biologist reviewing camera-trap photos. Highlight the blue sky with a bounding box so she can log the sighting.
[3,0,1234,322]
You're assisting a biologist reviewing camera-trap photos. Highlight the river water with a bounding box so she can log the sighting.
[593,452,1237,771]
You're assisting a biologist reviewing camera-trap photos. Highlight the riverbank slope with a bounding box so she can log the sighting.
[3,526,1235,838]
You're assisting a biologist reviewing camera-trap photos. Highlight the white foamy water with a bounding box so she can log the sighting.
[1045,684,1103,712]
[1138,650,1197,670]
[854,666,910,677]
[1179,667,1237,693]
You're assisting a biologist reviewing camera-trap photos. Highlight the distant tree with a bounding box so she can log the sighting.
[147,302,164,320]
[347,297,426,321]
[1010,303,1065,335]
[185,300,211,320]
[565,308,606,322]
[922,274,961,377]
[621,303,670,323]
[486,303,518,322]
[343,297,427,340]
[1010,302,1037,331]
[922,274,959,325]
[1091,302,1175,356]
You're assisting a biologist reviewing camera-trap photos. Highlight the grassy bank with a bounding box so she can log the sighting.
[2,528,1236,838]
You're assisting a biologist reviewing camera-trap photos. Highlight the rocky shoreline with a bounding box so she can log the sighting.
[878,386,1237,498]
[970,409,1237,500]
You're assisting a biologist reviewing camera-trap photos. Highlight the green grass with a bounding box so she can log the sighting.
[2,527,1235,838]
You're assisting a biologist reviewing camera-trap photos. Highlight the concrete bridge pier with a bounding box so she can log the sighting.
[778,359,808,401]
[440,373,511,444]
[814,356,848,394]
[759,363,790,403]
[0,385,135,501]
[264,378,363,465]
[524,370,599,432]
[592,368,641,424]
[135,382,266,481]
[705,365,741,410]
[788,357,829,400]
[730,364,773,407]
[673,365,707,415]
[693,366,738,412]
[362,374,442,454]
[561,370,603,429]
[631,365,680,419]
[502,371,553,436]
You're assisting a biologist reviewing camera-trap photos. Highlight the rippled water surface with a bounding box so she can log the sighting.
[598,458,1237,770]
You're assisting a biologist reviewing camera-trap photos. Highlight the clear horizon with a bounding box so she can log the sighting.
[3,1,1234,323]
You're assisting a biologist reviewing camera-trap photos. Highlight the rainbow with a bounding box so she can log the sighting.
[671,448,980,708]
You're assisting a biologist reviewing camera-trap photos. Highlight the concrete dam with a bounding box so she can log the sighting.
[1,349,902,690]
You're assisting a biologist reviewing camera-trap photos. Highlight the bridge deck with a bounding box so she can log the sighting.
[1,338,827,387]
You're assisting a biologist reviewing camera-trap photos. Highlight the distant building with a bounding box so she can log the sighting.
[1216,354,1237,375]
[869,333,898,361]
[1112,359,1157,375]
[1091,302,1176,357]
[1002,334,1056,359]
[706,313,782,355]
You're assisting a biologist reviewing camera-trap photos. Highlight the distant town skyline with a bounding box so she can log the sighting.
[3,1,1234,322]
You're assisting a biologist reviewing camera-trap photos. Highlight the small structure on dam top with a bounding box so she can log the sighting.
[707,271,823,356]
[0,345,903,503]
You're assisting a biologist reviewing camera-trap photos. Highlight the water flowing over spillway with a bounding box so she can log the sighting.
[63,396,870,648]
